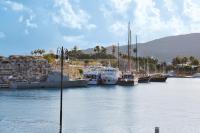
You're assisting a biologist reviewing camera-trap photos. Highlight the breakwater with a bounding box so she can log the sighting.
[9,80,87,89]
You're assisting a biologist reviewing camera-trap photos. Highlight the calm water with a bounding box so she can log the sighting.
[1,78,200,133]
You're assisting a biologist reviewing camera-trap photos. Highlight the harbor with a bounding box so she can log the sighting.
[0,22,172,89]
[1,78,200,133]
[2,0,200,132]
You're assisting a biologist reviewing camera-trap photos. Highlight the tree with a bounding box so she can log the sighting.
[182,57,188,64]
[94,45,100,54]
[101,46,107,54]
[172,57,182,66]
[191,59,199,66]
[189,56,195,62]
[31,49,45,56]
[112,45,116,56]
[73,45,78,52]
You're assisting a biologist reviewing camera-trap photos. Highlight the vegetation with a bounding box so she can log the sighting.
[30,47,200,76]
[31,49,45,56]
[172,56,199,66]
[67,45,115,60]
[43,53,56,63]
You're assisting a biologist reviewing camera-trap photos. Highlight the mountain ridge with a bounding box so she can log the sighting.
[83,33,200,62]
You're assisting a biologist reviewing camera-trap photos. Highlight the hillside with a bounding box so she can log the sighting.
[84,33,200,62]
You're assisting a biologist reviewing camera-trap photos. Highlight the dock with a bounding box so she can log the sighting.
[9,80,88,89]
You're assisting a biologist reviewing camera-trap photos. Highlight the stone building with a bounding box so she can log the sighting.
[0,55,51,83]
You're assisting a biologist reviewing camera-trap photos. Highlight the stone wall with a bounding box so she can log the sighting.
[0,56,51,83]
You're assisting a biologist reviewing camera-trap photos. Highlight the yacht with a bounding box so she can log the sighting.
[118,72,138,86]
[83,67,101,85]
[100,67,120,85]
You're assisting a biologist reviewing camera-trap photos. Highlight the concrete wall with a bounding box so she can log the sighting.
[10,80,88,89]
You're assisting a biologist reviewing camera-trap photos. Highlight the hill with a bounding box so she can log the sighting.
[84,33,200,62]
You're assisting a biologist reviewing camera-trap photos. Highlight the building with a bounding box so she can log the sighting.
[0,55,51,84]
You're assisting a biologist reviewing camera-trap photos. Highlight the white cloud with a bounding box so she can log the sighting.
[4,0,25,11]
[109,0,132,14]
[1,0,37,32]
[132,0,190,42]
[133,0,163,33]
[86,24,97,30]
[0,32,6,39]
[109,21,127,36]
[25,15,38,28]
[166,16,187,34]
[1,0,32,13]
[164,0,176,12]
[183,0,200,22]
[53,0,96,30]
[100,5,112,18]
[100,0,132,20]
[63,35,84,42]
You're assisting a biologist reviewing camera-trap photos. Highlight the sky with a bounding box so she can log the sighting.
[0,0,200,56]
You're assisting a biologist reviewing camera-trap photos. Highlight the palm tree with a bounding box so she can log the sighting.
[94,45,101,59]
[101,46,107,54]
[73,45,78,52]
[112,45,116,57]
[191,59,199,66]
[182,57,188,64]
[31,49,45,56]
[172,56,181,66]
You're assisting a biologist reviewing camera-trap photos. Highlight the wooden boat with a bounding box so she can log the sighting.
[118,22,139,86]
[150,74,167,82]
[138,75,151,83]
[118,72,138,86]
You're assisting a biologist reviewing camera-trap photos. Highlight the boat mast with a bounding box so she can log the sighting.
[130,29,132,71]
[136,35,138,72]
[147,58,149,75]
[118,42,120,69]
[128,21,131,72]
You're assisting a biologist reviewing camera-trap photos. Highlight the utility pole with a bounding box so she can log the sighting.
[59,47,64,133]
[57,46,68,133]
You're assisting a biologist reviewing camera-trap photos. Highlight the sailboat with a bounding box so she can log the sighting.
[150,62,168,82]
[138,58,151,83]
[118,22,138,86]
[150,74,167,82]
[134,36,151,83]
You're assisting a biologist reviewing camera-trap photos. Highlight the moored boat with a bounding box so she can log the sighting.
[118,72,138,86]
[138,75,151,83]
[83,67,101,85]
[83,72,101,85]
[150,74,167,82]
[100,67,120,85]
